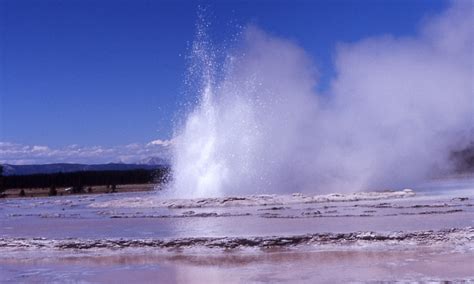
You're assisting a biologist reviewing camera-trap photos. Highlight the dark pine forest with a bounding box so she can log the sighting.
[0,167,169,191]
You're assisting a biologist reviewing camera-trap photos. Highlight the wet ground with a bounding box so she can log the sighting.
[1,177,473,283]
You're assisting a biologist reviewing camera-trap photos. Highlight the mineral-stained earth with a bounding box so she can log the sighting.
[1,177,473,283]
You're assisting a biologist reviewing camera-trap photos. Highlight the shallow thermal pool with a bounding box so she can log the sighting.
[1,177,473,283]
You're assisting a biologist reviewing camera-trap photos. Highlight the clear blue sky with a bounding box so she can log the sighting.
[1,0,448,149]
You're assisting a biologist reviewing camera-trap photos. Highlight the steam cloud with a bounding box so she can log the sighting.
[171,2,473,197]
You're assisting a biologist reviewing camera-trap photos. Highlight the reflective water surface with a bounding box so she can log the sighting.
[1,177,473,283]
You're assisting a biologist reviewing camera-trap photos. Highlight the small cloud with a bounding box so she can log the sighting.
[0,142,16,147]
[32,145,49,152]
[125,143,141,149]
[66,144,80,149]
[147,138,175,147]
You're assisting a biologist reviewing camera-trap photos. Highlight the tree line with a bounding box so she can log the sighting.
[1,167,169,191]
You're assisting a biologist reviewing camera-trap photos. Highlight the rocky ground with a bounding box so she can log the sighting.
[0,227,472,251]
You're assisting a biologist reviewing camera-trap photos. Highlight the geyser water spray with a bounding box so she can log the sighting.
[171,2,473,198]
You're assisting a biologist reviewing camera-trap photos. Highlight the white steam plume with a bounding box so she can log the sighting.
[171,2,473,197]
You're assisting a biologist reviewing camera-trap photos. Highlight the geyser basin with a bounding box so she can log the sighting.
[1,177,473,282]
[171,2,473,198]
[1,178,472,240]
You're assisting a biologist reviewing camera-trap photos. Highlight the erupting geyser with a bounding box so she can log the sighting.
[171,2,473,198]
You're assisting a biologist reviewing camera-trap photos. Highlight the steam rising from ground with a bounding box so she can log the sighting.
[171,2,473,198]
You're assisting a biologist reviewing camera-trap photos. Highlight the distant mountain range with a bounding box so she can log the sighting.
[2,157,169,176]
[136,156,169,166]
